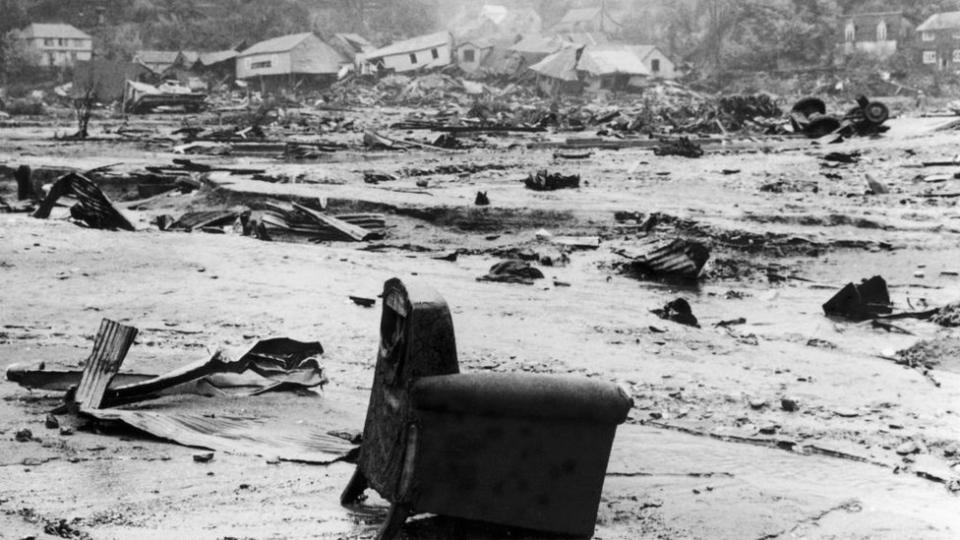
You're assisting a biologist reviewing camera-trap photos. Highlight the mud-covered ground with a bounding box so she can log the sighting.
[1,110,959,539]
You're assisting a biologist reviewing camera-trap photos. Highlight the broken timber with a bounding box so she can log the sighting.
[615,237,710,280]
[291,203,376,242]
[33,173,137,231]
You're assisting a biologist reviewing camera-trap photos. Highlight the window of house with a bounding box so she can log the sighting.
[876,21,887,41]
[250,60,272,69]
[58,38,65,46]
[71,51,77,61]
[45,38,54,46]
[923,50,937,64]
[651,58,660,73]
[954,32,960,39]
[463,49,475,62]
[431,48,439,59]
[922,31,935,42]
[844,22,855,42]
[409,53,418,63]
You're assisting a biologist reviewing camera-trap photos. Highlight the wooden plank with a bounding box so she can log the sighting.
[74,319,138,410]
[292,203,374,242]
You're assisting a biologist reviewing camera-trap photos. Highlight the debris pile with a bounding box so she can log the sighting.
[477,260,545,285]
[6,319,355,463]
[524,170,581,191]
[822,276,892,320]
[615,237,711,281]
[651,298,700,328]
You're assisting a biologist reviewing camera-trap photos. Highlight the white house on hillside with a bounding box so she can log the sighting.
[19,23,92,67]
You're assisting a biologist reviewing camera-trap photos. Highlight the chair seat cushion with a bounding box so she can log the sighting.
[411,373,632,424]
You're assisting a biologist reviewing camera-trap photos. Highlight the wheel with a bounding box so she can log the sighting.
[862,101,889,124]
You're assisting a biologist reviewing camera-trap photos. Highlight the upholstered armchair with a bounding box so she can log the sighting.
[341,278,632,539]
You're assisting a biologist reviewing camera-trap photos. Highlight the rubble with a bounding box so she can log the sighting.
[11,318,351,463]
[478,260,545,284]
[524,170,581,191]
[32,173,137,231]
[822,276,892,321]
[615,237,711,281]
[651,298,700,328]
[653,137,704,158]
[790,95,890,139]
[123,80,208,114]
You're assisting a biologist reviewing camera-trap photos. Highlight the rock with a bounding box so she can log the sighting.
[193,452,215,463]
[749,398,767,410]
[896,440,919,456]
[59,427,74,436]
[44,415,59,429]
[475,191,490,206]
[780,397,799,412]
[14,428,33,442]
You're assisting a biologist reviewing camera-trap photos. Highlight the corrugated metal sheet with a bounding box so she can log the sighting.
[74,319,138,409]
[85,408,356,463]
[616,237,709,279]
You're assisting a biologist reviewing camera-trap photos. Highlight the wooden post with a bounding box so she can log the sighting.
[15,165,32,200]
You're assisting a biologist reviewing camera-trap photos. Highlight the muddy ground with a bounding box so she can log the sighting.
[1,109,959,539]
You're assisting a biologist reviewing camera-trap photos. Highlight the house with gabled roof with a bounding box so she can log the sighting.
[359,31,453,74]
[237,33,346,92]
[133,50,181,74]
[916,11,960,70]
[839,11,912,59]
[530,43,672,95]
[19,23,92,67]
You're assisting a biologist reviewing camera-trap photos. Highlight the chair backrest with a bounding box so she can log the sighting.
[357,278,459,500]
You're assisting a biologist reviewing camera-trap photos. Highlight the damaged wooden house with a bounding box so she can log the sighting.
[530,43,675,96]
[358,31,453,75]
[237,33,347,93]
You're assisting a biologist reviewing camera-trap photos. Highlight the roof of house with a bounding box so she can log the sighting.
[457,37,496,50]
[529,46,582,81]
[239,33,315,56]
[20,23,91,40]
[509,34,565,55]
[917,11,960,32]
[134,50,180,67]
[178,50,200,64]
[198,49,239,66]
[578,45,650,76]
[364,31,452,60]
[334,33,373,52]
[561,32,609,47]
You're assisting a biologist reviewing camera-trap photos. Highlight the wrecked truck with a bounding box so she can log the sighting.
[790,95,889,138]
